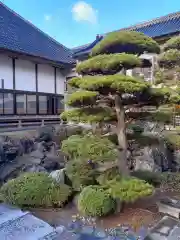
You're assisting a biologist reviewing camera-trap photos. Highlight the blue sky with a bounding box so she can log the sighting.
[3,0,180,48]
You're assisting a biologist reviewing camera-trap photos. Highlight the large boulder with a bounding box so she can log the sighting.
[134,146,161,172]
[40,154,64,172]
[30,149,44,160]
[133,143,174,172]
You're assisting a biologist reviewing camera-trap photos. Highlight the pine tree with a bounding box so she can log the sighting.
[158,35,180,87]
[61,31,172,176]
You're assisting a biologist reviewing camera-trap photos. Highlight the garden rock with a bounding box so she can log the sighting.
[19,138,35,154]
[134,147,158,172]
[173,150,180,171]
[49,169,65,184]
[40,157,61,172]
[36,126,55,142]
[30,149,44,160]
[22,164,47,173]
[133,139,175,172]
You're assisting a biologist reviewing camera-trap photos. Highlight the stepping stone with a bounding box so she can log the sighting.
[157,197,180,219]
[39,226,66,240]
[145,216,180,240]
[0,213,55,240]
[0,204,28,225]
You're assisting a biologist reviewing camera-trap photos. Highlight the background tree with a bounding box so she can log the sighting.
[61,31,171,176]
[156,36,180,87]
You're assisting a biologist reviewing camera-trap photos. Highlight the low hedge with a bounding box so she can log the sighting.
[78,185,115,217]
[0,173,72,208]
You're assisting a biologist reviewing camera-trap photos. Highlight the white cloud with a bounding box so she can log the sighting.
[72,1,97,24]
[44,15,52,21]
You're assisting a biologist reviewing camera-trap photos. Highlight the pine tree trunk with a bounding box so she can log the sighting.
[114,94,129,176]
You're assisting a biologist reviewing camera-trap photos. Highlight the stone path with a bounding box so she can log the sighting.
[0,204,67,240]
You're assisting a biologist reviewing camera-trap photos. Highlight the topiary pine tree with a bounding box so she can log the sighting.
[61,31,172,176]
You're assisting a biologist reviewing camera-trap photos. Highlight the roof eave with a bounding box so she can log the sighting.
[0,47,75,67]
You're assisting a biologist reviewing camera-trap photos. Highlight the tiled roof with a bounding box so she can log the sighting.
[73,11,180,55]
[0,3,75,65]
[106,11,180,37]
[71,37,103,56]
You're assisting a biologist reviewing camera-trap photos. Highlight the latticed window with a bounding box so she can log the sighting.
[132,67,152,81]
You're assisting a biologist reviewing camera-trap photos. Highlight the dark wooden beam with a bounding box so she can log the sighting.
[12,58,15,90]
[35,64,39,114]
[35,64,38,92]
[54,67,57,94]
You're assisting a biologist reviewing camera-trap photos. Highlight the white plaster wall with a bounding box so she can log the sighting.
[15,59,36,91]
[38,64,55,93]
[56,68,65,95]
[0,54,13,89]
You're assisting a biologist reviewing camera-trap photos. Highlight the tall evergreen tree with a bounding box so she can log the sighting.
[61,31,172,175]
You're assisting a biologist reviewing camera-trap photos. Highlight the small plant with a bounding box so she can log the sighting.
[106,178,154,203]
[0,173,71,208]
[78,185,115,217]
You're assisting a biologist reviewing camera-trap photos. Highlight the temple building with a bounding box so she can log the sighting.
[0,2,75,127]
[0,1,180,126]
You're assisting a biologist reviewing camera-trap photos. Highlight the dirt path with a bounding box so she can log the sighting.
[32,189,180,231]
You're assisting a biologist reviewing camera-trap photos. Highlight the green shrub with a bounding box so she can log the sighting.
[0,173,71,208]
[165,133,180,150]
[155,70,164,85]
[158,49,180,69]
[106,178,154,203]
[131,170,163,187]
[78,185,115,217]
[65,159,96,191]
[160,172,180,192]
[61,134,118,163]
[163,36,180,51]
